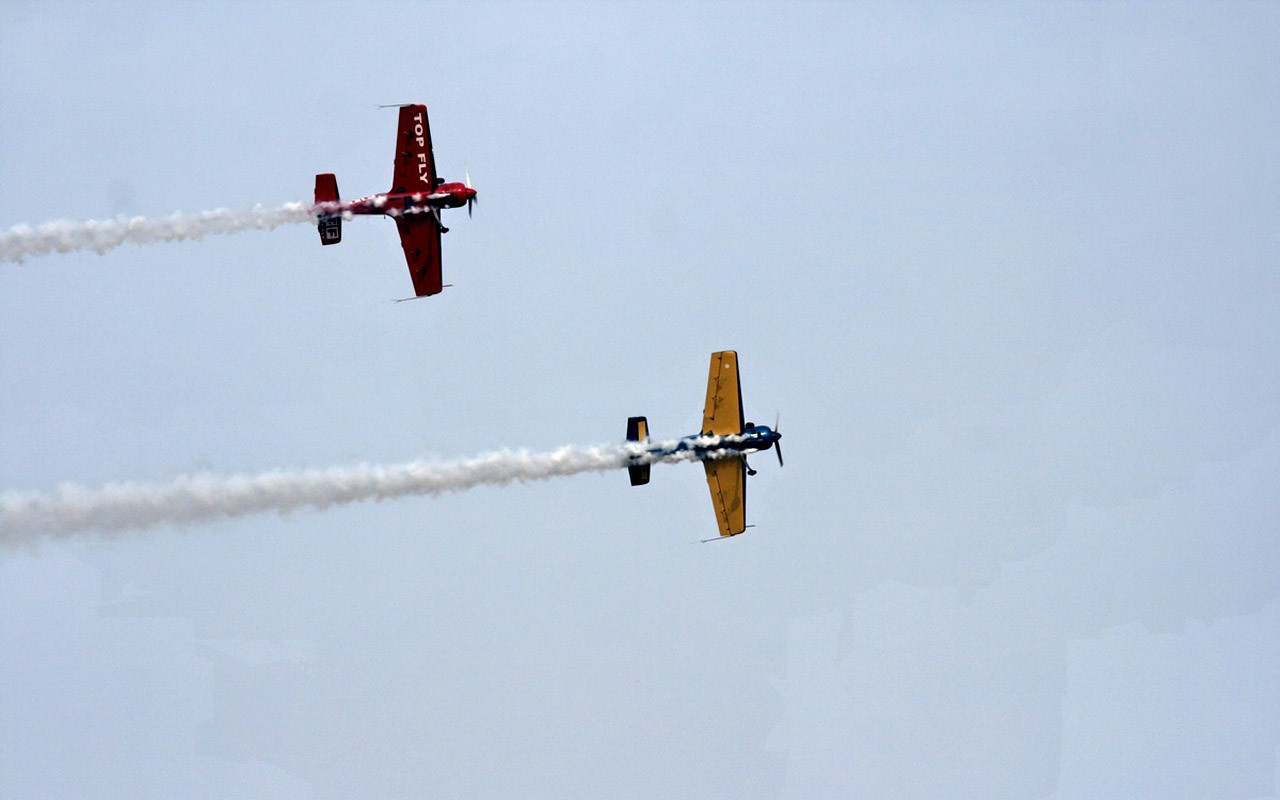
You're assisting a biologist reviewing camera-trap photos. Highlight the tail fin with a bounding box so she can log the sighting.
[315,173,342,245]
[626,416,651,487]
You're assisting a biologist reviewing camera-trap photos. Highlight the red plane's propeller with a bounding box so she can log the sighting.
[465,169,476,218]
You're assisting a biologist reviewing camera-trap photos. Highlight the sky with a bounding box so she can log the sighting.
[2,1,1278,798]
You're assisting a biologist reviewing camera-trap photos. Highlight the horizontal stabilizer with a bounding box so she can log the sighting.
[315,173,340,204]
[317,216,342,245]
[315,173,342,245]
[626,416,650,486]
[626,416,649,443]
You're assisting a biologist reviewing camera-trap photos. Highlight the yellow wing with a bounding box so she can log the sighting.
[703,457,747,537]
[701,350,744,436]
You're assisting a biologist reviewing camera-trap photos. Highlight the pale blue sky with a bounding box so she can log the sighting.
[2,2,1278,798]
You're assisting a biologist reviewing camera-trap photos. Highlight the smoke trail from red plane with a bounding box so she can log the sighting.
[0,203,316,262]
[0,443,710,547]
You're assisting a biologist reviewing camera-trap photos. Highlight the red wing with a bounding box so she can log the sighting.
[391,104,437,195]
[395,215,443,297]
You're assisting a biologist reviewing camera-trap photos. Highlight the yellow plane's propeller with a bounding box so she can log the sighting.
[774,412,784,467]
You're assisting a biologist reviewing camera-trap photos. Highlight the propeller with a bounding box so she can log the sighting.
[465,169,476,218]
[774,412,784,468]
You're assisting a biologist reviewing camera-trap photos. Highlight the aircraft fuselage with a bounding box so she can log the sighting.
[643,423,781,461]
[334,184,476,218]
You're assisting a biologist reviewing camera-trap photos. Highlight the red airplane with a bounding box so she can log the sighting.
[313,103,476,298]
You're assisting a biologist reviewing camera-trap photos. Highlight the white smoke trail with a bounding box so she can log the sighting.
[0,202,318,263]
[0,442,721,547]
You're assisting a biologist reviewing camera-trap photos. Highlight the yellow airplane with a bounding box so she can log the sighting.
[626,351,783,538]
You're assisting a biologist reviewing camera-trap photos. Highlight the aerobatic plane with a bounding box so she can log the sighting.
[313,103,476,298]
[626,351,783,539]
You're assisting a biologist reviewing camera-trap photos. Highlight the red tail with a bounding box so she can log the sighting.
[314,173,341,245]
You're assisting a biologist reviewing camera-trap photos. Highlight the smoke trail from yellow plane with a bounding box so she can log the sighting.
[0,203,316,262]
[0,443,711,547]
